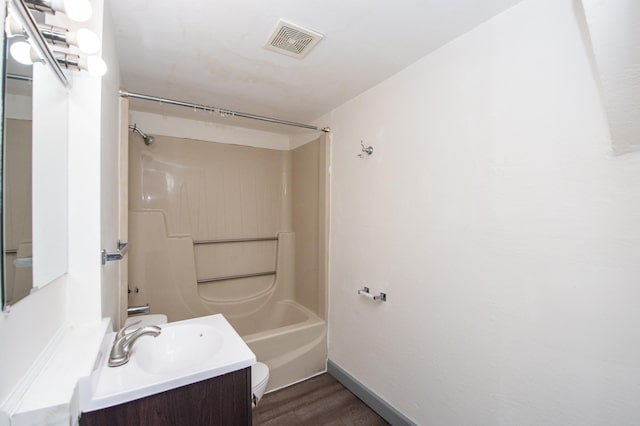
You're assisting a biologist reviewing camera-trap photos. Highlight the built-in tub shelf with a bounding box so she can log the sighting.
[193,236,278,284]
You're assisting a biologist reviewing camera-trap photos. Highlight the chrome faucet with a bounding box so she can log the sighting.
[108,321,161,367]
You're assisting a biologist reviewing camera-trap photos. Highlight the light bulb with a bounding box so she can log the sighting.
[63,0,92,22]
[85,55,107,76]
[50,0,92,22]
[4,14,24,38]
[64,0,93,22]
[68,28,100,54]
[10,40,38,65]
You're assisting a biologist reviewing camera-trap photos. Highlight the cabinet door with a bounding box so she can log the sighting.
[80,368,251,426]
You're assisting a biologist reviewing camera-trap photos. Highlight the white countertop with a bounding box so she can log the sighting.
[78,314,255,413]
[6,319,111,426]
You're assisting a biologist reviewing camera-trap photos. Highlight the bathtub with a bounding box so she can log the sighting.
[227,300,327,392]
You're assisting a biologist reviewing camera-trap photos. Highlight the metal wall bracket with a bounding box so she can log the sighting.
[358,141,374,158]
[101,241,129,265]
[127,304,150,315]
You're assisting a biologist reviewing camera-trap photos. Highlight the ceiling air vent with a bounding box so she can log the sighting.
[265,19,323,59]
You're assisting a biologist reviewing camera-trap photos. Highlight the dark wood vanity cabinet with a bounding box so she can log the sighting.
[80,367,251,426]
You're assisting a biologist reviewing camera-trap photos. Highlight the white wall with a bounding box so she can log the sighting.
[0,9,69,407]
[582,0,640,154]
[0,0,121,415]
[0,278,66,412]
[327,0,640,424]
[65,0,105,325]
[0,59,71,410]
[32,62,68,289]
[99,2,122,327]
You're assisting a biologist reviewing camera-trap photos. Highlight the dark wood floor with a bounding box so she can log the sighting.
[253,373,389,426]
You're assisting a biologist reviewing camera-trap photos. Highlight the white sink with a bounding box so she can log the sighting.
[133,323,224,375]
[79,314,255,413]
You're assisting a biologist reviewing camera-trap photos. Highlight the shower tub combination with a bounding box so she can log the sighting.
[235,300,327,391]
[127,132,329,392]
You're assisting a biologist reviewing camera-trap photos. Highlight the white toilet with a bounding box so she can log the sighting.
[251,362,270,407]
[125,314,269,408]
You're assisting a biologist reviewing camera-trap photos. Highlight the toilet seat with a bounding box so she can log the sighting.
[251,362,270,407]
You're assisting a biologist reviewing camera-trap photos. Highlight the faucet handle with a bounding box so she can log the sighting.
[116,320,141,339]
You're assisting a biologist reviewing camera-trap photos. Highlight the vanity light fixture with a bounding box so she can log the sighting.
[24,0,92,22]
[5,2,107,77]
[54,51,106,76]
[4,14,41,65]
[9,39,41,65]
[8,0,69,86]
[39,23,100,54]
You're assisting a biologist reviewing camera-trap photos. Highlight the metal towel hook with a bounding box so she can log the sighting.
[358,141,374,158]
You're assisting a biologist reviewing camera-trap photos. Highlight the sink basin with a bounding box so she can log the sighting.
[79,314,255,413]
[133,323,224,375]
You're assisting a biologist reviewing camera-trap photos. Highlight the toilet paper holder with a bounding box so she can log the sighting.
[358,286,386,302]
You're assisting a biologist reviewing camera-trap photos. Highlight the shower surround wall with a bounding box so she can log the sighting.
[128,133,327,390]
[292,139,329,317]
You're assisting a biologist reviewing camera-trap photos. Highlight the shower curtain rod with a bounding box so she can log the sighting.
[119,91,330,133]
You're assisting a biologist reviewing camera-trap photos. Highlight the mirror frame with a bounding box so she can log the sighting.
[1,0,70,312]
[0,0,5,311]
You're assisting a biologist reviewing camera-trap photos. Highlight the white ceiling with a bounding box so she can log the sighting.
[110,0,524,133]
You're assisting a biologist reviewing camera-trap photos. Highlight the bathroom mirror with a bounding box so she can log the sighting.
[3,47,34,307]
[1,15,70,310]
